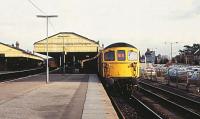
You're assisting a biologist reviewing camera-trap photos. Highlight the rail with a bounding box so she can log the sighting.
[0,67,44,81]
[138,85,200,119]
[110,96,125,119]
[138,81,200,110]
[129,95,163,119]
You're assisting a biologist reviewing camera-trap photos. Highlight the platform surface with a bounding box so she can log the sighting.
[0,74,118,119]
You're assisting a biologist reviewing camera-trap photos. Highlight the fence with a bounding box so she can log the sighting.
[156,68,200,90]
[141,67,200,93]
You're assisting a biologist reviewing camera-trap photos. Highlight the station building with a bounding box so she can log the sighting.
[34,32,100,73]
[0,42,44,71]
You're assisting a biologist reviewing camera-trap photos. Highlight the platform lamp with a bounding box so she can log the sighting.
[37,15,58,83]
[165,42,178,61]
[58,35,69,73]
[170,42,178,61]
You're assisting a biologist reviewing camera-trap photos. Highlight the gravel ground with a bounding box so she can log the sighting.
[114,96,141,119]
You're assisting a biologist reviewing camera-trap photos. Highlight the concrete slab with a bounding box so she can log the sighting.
[0,74,118,119]
[82,74,118,119]
[0,74,82,119]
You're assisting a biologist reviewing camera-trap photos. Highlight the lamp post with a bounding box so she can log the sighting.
[37,15,58,83]
[153,48,157,64]
[165,42,178,61]
[170,42,178,61]
[58,35,69,73]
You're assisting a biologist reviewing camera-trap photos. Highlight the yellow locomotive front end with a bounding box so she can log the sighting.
[102,47,139,78]
[99,43,140,92]
[99,43,140,89]
[103,47,139,78]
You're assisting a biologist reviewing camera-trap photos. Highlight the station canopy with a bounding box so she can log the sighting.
[34,32,100,54]
[0,42,44,61]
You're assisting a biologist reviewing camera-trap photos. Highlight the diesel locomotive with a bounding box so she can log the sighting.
[98,42,140,92]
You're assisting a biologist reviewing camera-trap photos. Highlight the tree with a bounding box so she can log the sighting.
[177,43,200,65]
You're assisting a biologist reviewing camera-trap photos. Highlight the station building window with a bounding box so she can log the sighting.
[128,51,137,61]
[117,50,126,61]
[104,51,115,61]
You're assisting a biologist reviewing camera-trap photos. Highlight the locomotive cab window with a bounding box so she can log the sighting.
[117,50,126,61]
[104,51,115,61]
[128,51,137,61]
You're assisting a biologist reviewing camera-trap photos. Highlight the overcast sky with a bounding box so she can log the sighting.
[0,0,200,56]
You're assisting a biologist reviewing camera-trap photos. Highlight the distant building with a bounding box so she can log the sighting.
[145,48,155,64]
[140,55,145,63]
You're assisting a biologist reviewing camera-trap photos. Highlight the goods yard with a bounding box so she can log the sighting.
[0,32,200,119]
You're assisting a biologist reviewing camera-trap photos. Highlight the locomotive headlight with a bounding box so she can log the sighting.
[128,51,137,60]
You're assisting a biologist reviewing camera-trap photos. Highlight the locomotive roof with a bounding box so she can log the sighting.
[105,42,137,49]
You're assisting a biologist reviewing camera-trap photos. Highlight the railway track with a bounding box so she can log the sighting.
[101,77,163,119]
[140,79,200,102]
[100,76,200,119]
[110,96,126,119]
[0,68,58,82]
[128,95,163,119]
[110,94,163,119]
[138,81,200,119]
[0,67,44,82]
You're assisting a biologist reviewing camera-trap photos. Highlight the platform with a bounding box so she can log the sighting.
[0,74,118,119]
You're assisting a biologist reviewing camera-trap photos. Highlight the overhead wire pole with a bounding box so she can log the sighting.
[37,15,58,83]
